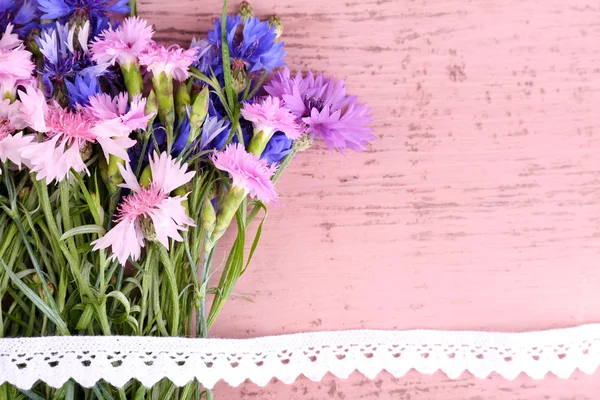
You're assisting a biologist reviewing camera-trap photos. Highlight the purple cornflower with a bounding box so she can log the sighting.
[265,67,374,152]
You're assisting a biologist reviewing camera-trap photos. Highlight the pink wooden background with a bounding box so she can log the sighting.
[140,0,600,397]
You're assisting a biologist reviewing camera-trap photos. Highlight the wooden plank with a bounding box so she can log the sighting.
[139,0,600,397]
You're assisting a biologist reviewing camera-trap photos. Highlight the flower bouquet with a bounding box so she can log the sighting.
[0,0,373,397]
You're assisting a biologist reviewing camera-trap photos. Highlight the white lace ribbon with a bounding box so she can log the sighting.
[1,324,599,390]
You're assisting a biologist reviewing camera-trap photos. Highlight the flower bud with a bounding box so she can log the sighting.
[139,215,157,241]
[189,86,209,144]
[175,83,191,123]
[238,1,254,20]
[206,186,246,251]
[231,60,248,95]
[173,185,190,215]
[146,90,158,123]
[91,192,105,223]
[269,15,283,41]
[294,134,314,152]
[139,165,152,189]
[18,186,30,202]
[107,156,125,195]
[80,141,93,161]
[200,198,216,233]
[152,72,176,151]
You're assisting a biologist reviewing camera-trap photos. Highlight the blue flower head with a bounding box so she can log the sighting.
[208,15,286,73]
[172,115,231,157]
[37,0,129,22]
[36,22,107,102]
[65,74,101,107]
[190,38,221,76]
[0,0,39,38]
[262,133,292,164]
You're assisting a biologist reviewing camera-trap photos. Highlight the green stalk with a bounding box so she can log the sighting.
[59,180,80,265]
[151,251,169,337]
[272,147,298,183]
[129,0,137,16]
[135,131,151,178]
[198,250,214,338]
[157,244,180,336]
[139,246,153,330]
[11,212,58,313]
[33,178,91,301]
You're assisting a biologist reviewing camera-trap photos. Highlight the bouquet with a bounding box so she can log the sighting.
[0,0,373,398]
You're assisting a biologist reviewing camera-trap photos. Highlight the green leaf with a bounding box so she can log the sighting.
[60,225,106,241]
[75,303,94,330]
[1,261,69,335]
[105,290,131,318]
[243,201,268,274]
[17,389,46,400]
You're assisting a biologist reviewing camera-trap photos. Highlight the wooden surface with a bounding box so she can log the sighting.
[139,0,600,398]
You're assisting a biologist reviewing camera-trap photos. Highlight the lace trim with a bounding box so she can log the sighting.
[1,325,599,390]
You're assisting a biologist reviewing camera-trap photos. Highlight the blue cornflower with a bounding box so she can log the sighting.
[173,115,231,156]
[208,15,286,73]
[0,0,39,39]
[36,22,107,102]
[190,38,221,75]
[37,0,129,22]
[262,133,292,164]
[64,74,101,107]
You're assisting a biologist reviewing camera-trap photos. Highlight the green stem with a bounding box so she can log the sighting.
[157,244,180,336]
[198,250,214,338]
[246,71,268,100]
[59,180,80,266]
[129,0,137,16]
[272,147,299,183]
[11,213,58,313]
[135,131,151,178]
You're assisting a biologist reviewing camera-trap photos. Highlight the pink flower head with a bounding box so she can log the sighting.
[211,143,278,203]
[0,25,35,98]
[86,92,153,131]
[138,44,197,81]
[0,99,33,172]
[91,17,155,66]
[18,87,137,183]
[92,152,195,265]
[240,96,302,140]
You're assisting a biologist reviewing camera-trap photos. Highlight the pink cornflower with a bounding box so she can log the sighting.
[240,96,302,140]
[138,44,197,81]
[0,99,33,173]
[86,92,153,131]
[18,87,136,183]
[91,17,155,66]
[92,152,195,265]
[0,25,35,99]
[211,143,278,203]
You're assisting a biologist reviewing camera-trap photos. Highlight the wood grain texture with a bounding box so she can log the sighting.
[139,0,600,397]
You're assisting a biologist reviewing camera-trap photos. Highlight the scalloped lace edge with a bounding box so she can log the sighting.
[1,324,599,390]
